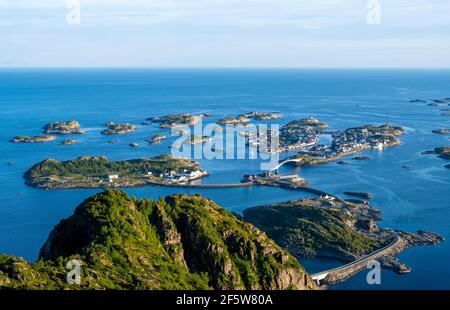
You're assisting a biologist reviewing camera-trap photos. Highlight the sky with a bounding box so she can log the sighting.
[0,0,450,68]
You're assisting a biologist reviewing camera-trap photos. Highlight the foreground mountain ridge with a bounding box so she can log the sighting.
[0,190,315,290]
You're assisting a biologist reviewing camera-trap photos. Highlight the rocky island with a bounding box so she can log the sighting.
[60,139,77,145]
[185,135,211,145]
[434,147,450,159]
[147,113,210,128]
[24,154,207,190]
[423,147,450,160]
[43,121,86,134]
[10,135,56,143]
[101,122,137,135]
[432,129,450,135]
[148,134,167,145]
[241,112,281,120]
[217,115,251,125]
[432,98,450,104]
[0,190,315,290]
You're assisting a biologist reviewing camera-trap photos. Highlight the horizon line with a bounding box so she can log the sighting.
[1,66,450,70]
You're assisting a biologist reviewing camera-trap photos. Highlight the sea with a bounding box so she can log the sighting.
[0,68,449,289]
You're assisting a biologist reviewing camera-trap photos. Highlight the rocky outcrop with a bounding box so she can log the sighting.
[217,115,251,125]
[148,134,166,145]
[147,114,209,128]
[101,123,137,135]
[432,129,450,135]
[1,190,315,290]
[10,135,56,143]
[43,121,85,134]
[241,112,281,121]
[435,147,450,159]
[60,139,77,145]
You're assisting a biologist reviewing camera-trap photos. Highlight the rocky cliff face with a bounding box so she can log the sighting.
[0,190,315,290]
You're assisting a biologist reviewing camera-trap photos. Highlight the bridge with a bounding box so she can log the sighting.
[145,180,255,189]
[269,158,303,175]
[310,234,404,286]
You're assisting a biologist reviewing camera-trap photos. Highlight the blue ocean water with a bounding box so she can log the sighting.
[0,69,449,289]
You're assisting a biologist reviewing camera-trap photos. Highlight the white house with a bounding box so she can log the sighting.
[108,175,119,182]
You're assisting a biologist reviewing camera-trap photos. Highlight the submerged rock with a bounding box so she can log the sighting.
[432,129,450,135]
[352,155,371,161]
[60,139,77,145]
[343,192,373,200]
[337,161,350,165]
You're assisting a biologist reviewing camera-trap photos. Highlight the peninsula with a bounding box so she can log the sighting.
[24,154,207,190]
[243,197,443,284]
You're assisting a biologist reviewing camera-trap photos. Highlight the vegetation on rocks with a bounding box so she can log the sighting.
[0,190,315,290]
[147,114,210,128]
[243,199,383,260]
[43,121,86,134]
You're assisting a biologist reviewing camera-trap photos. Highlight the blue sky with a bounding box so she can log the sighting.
[1,0,450,68]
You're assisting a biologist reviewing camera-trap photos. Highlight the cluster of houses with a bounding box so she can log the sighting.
[280,127,320,152]
[164,169,206,184]
[331,127,395,154]
[289,126,397,160]
[106,168,206,184]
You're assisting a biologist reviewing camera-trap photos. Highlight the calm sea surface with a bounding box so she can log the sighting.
[0,69,449,289]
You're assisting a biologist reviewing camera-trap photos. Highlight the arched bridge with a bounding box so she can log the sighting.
[269,158,303,174]
[269,158,302,172]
